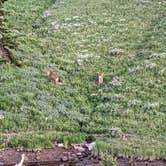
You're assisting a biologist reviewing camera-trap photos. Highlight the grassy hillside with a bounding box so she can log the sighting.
[0,0,166,158]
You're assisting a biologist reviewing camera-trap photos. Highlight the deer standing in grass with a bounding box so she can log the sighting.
[46,69,61,85]
[97,72,103,87]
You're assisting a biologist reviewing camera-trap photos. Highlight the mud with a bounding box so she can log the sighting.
[0,144,165,166]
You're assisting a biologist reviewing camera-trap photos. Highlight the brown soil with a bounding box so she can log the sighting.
[0,144,165,166]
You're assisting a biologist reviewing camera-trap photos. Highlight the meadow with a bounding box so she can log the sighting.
[0,0,166,159]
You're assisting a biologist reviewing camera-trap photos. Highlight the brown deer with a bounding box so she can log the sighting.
[97,72,103,87]
[46,69,61,85]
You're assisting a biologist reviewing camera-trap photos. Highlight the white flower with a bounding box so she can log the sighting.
[145,62,157,69]
[43,11,52,18]
[149,53,165,59]
[0,115,4,120]
[110,77,124,87]
[72,16,79,19]
[109,48,123,56]
[128,99,142,107]
[65,17,72,21]
[51,21,58,26]
[144,102,159,110]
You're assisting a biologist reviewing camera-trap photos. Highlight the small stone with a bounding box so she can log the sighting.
[57,143,65,148]
[32,149,38,152]
[37,148,42,152]
[61,156,68,162]
[73,145,85,152]
[143,156,149,161]
[19,148,24,152]
[85,142,96,151]
[76,152,82,156]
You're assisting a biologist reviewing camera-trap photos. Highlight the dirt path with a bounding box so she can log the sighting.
[0,144,165,166]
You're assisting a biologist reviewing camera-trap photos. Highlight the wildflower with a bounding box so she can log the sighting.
[148,53,165,59]
[109,77,124,87]
[43,10,52,18]
[108,48,123,56]
[0,114,4,120]
[145,62,157,69]
[144,102,159,110]
[128,99,142,107]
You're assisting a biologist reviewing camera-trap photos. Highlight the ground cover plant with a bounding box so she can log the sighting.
[0,0,166,159]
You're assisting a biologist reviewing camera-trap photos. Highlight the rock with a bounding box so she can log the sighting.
[57,143,65,148]
[61,156,68,162]
[73,145,85,152]
[32,149,38,152]
[143,156,149,161]
[36,148,42,152]
[17,148,23,152]
[76,152,82,156]
[85,141,96,151]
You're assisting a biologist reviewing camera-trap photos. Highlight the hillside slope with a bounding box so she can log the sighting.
[0,0,166,158]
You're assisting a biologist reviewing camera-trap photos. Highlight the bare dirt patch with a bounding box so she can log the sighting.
[0,143,165,166]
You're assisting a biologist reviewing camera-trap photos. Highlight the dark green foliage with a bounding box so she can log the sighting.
[0,0,17,48]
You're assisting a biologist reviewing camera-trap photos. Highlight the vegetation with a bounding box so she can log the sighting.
[0,0,166,159]
[0,0,17,48]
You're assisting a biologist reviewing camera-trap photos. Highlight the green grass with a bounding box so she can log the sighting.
[0,0,166,159]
